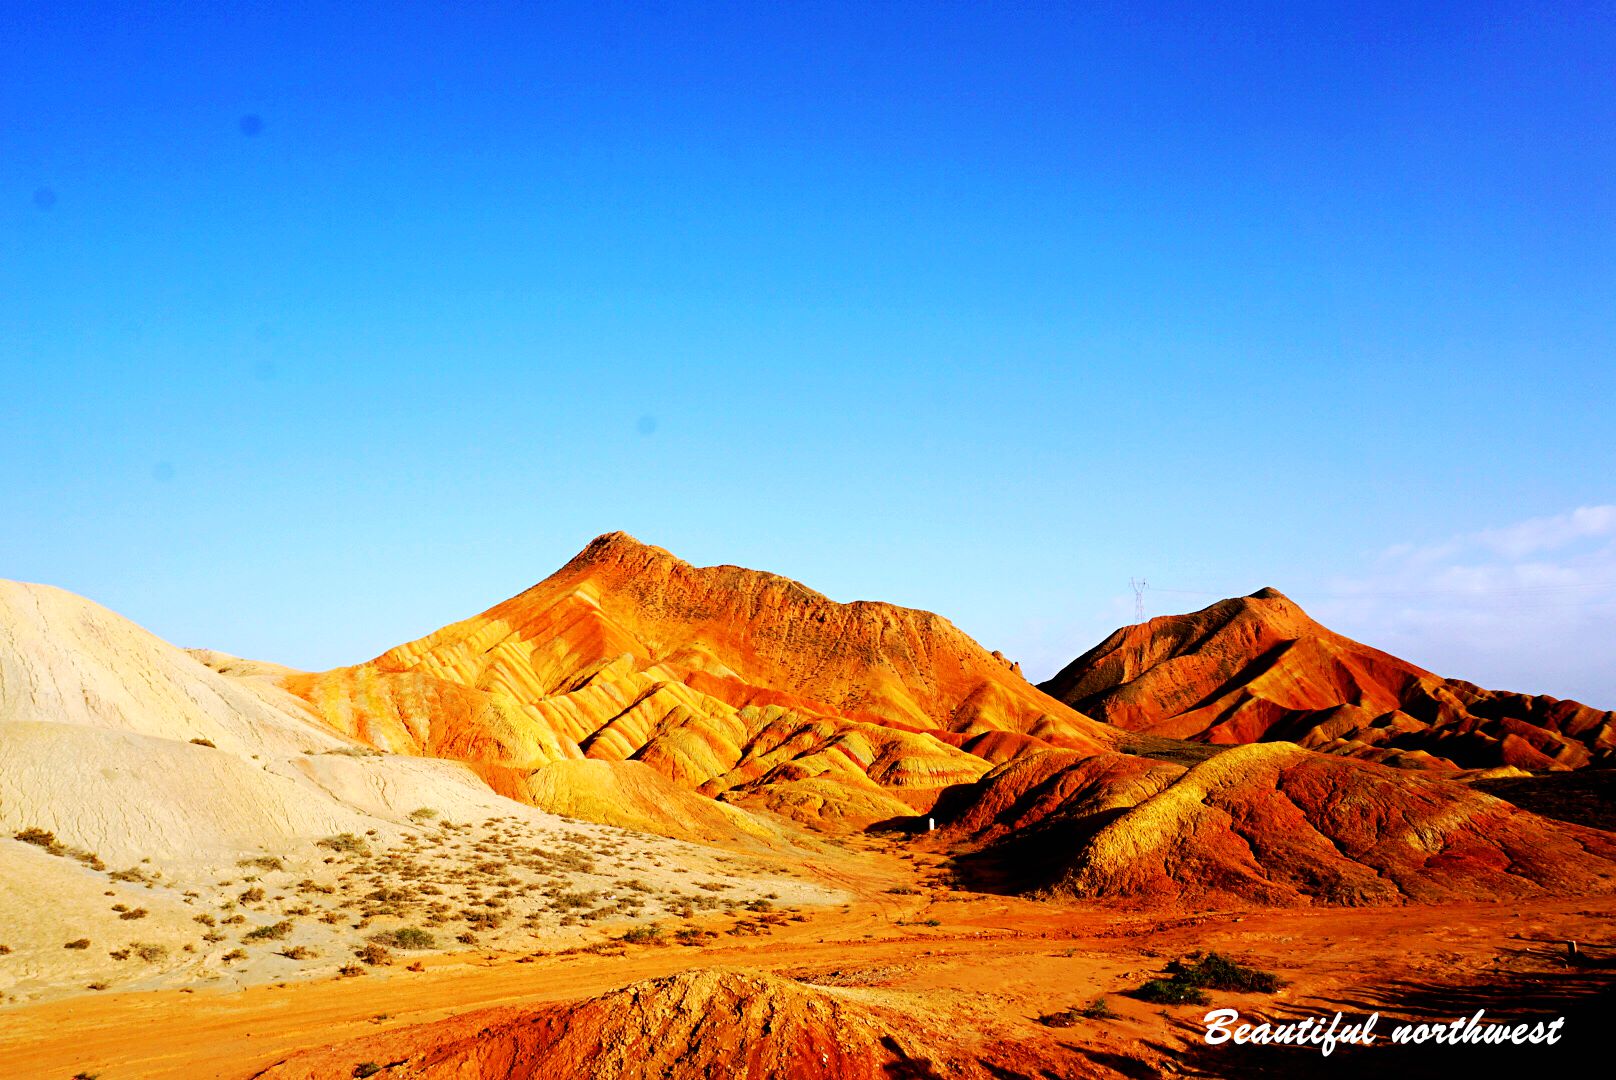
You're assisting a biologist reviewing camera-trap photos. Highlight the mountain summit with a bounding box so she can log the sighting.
[287,532,1113,834]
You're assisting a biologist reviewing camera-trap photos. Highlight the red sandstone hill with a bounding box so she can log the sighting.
[277,541,1616,909]
[931,742,1616,906]
[1039,588,1614,772]
[285,532,1115,834]
[249,969,1083,1080]
[1047,743,1616,906]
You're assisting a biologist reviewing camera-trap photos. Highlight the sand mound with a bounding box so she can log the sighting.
[250,968,1074,1080]
[1050,743,1616,906]
[282,532,1107,833]
[1041,588,1614,771]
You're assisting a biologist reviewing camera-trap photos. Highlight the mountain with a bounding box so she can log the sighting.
[1040,588,1614,772]
[1045,743,1616,905]
[0,579,812,1002]
[930,740,1616,906]
[285,532,1116,832]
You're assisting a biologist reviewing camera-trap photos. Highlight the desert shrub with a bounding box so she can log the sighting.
[221,949,247,963]
[15,827,59,849]
[1133,979,1210,1005]
[136,943,168,962]
[64,938,91,950]
[202,932,225,943]
[408,808,439,822]
[1129,951,1281,1004]
[238,856,283,872]
[280,946,315,959]
[366,886,412,903]
[1166,952,1284,993]
[455,932,477,945]
[356,942,392,966]
[118,908,149,921]
[238,886,266,904]
[353,1063,382,1078]
[193,913,216,927]
[371,927,435,950]
[338,963,365,977]
[221,914,247,926]
[323,745,381,757]
[318,833,370,855]
[70,849,106,871]
[1084,998,1117,1019]
[619,924,664,945]
[462,910,505,930]
[885,886,920,895]
[243,920,294,942]
[189,738,216,748]
[1040,997,1114,1026]
[0,944,11,954]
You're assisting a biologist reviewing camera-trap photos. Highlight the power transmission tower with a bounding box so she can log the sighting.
[1130,578,1148,622]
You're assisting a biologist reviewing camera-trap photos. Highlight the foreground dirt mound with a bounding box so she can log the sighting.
[286,532,1114,832]
[1041,588,1614,771]
[251,968,1076,1079]
[1049,743,1616,906]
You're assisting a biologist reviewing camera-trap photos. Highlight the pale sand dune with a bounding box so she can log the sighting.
[0,580,342,756]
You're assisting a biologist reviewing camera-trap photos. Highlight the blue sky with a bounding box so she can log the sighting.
[4,2,1613,701]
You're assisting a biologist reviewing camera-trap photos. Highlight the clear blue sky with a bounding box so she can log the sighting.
[4,2,1613,702]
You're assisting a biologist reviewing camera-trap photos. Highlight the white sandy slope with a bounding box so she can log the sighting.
[0,580,534,856]
[0,581,838,1003]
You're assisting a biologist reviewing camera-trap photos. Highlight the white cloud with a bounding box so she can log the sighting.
[1310,505,1616,706]
[1476,505,1616,560]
